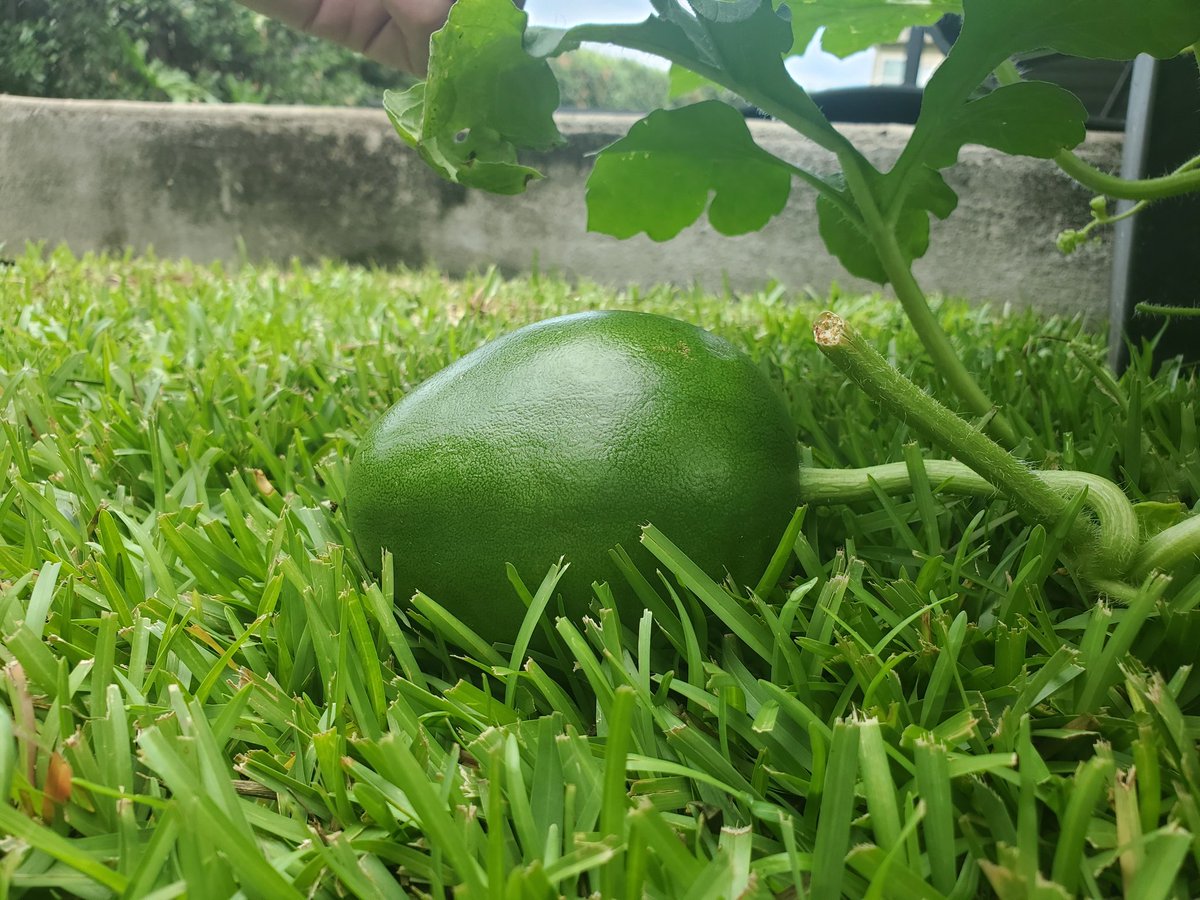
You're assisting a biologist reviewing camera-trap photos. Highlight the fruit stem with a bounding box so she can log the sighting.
[798,459,1137,578]
[812,312,1099,560]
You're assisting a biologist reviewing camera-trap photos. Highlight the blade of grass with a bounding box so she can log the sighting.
[810,718,861,899]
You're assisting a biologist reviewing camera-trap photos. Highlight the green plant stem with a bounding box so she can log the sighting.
[859,208,1022,450]
[676,63,1019,449]
[1060,197,1151,253]
[797,460,1138,579]
[781,162,861,223]
[769,85,1025,447]
[1131,515,1200,581]
[1135,303,1200,318]
[568,22,1020,449]
[995,59,1200,202]
[812,312,1102,563]
[1054,151,1200,202]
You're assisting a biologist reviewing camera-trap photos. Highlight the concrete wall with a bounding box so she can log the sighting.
[0,95,1122,317]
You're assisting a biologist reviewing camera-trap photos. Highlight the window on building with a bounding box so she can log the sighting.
[881,59,906,85]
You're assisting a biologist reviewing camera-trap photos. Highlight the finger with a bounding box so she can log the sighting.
[385,0,524,75]
[382,0,455,74]
[236,0,324,30]
[360,19,419,73]
[239,0,415,71]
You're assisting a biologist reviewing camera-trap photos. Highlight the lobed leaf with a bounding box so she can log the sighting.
[899,0,1200,195]
[922,81,1089,170]
[668,63,718,98]
[817,168,956,283]
[530,1,838,146]
[587,101,793,241]
[385,0,562,195]
[779,0,961,59]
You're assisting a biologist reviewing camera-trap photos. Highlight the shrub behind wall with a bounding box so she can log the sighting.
[0,0,414,105]
[0,0,675,111]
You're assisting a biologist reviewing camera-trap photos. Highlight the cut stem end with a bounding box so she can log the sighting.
[813,311,846,347]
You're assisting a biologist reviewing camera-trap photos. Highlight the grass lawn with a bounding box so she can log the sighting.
[1,245,1199,898]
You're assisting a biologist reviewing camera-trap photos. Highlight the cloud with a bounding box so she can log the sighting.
[525,0,663,67]
[524,4,877,90]
[524,0,653,26]
[787,34,875,92]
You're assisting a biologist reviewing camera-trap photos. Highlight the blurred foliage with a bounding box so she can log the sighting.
[549,49,669,112]
[0,1,681,111]
[0,0,416,105]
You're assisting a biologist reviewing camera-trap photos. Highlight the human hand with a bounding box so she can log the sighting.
[236,0,455,74]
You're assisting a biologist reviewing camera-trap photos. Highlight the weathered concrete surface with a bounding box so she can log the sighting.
[0,95,1122,317]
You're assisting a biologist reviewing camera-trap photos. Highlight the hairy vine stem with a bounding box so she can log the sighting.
[995,59,1200,203]
[1135,303,1200,318]
[562,19,1025,452]
[1054,151,1200,203]
[833,156,1023,450]
[798,459,1138,578]
[813,312,1109,570]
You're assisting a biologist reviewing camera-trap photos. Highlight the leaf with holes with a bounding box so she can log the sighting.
[384,0,562,194]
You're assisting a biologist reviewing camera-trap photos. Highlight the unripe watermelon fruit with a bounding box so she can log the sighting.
[347,310,800,643]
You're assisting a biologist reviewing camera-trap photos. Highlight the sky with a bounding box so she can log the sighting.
[522,0,876,92]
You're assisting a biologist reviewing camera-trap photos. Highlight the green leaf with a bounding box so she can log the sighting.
[688,0,763,24]
[848,842,949,900]
[993,0,1200,61]
[640,523,777,661]
[923,81,1089,170]
[1133,500,1189,540]
[779,0,961,59]
[912,0,1200,166]
[857,717,903,851]
[385,0,563,195]
[1050,755,1115,894]
[932,0,1200,110]
[1126,825,1194,900]
[587,101,793,241]
[504,560,568,707]
[599,686,638,898]
[528,3,840,149]
[819,162,958,282]
[915,740,958,894]
[817,197,923,284]
[889,0,1200,219]
[668,63,719,99]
